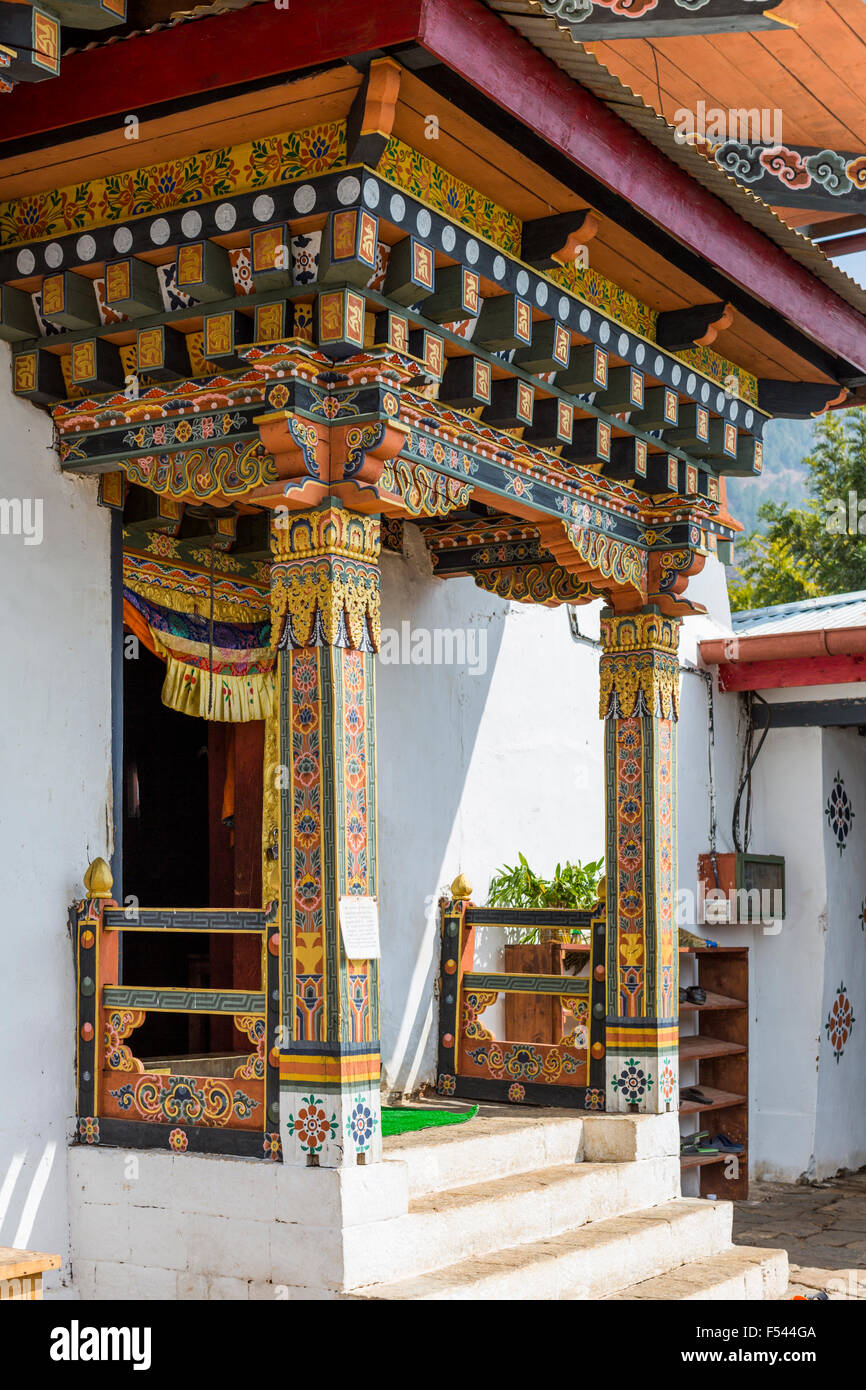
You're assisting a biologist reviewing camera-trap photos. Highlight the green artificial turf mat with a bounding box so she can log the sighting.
[381,1104,478,1136]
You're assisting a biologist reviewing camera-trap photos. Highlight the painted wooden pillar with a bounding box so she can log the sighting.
[271,504,382,1166]
[599,608,680,1115]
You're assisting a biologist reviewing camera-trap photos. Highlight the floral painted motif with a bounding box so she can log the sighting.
[77,1117,99,1145]
[0,122,347,246]
[229,247,253,295]
[378,137,520,254]
[291,232,321,286]
[583,1088,605,1112]
[287,1095,338,1155]
[825,772,854,853]
[168,1128,188,1152]
[614,717,646,1015]
[437,1073,457,1096]
[346,1096,377,1152]
[106,1074,260,1127]
[825,983,855,1064]
[611,1057,653,1102]
[467,1042,583,1085]
[289,649,324,1040]
[263,1132,283,1161]
[507,1083,525,1104]
[341,649,370,901]
[659,1057,677,1104]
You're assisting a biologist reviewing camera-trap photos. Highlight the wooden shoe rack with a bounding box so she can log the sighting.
[678,946,749,1199]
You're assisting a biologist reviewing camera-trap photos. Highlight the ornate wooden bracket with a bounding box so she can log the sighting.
[646,547,707,617]
[346,56,402,167]
[251,378,408,512]
[536,517,648,611]
[656,302,733,351]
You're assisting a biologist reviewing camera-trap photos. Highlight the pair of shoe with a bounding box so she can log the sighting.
[680,1130,745,1156]
[681,1130,717,1155]
[679,984,707,1005]
[712,1133,745,1154]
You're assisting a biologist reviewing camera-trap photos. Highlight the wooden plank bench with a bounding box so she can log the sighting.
[0,1246,61,1300]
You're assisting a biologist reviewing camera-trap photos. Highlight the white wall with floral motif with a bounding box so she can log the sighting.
[815,729,866,1178]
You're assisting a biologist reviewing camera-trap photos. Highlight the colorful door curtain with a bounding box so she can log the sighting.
[123,586,275,722]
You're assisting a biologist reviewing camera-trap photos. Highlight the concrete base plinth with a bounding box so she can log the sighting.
[68,1144,407,1300]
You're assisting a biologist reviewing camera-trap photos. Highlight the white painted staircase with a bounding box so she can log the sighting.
[67,1106,787,1299]
[346,1108,787,1301]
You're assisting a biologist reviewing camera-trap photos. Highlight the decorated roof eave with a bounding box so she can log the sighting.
[11,160,771,431]
[2,142,782,621]
[444,0,866,383]
[481,0,866,315]
[56,333,738,619]
[1,0,865,386]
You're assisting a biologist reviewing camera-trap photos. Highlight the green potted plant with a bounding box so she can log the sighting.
[486,854,603,1044]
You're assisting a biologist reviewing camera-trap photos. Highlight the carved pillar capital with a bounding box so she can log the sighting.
[250,377,408,512]
[598,607,682,721]
[269,504,381,652]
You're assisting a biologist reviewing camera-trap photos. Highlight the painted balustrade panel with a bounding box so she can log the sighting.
[74,882,282,1159]
[100,1071,265,1132]
[437,894,607,1110]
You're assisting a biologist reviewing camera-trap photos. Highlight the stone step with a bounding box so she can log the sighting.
[384,1109,586,1197]
[349,1197,733,1299]
[341,1158,682,1290]
[383,1108,680,1199]
[604,1245,789,1301]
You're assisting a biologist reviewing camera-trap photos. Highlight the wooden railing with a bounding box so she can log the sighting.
[73,860,281,1160]
[436,883,607,1111]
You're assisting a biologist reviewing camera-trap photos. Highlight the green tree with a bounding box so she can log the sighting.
[729,409,866,611]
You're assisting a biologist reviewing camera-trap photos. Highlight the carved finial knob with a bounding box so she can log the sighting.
[84,857,113,900]
[450,872,472,902]
[596,875,607,904]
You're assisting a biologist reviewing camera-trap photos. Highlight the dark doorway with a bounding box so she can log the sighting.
[120,639,265,1064]
[123,643,210,908]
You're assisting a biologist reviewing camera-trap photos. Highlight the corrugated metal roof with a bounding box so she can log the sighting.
[485,0,866,320]
[732,590,866,635]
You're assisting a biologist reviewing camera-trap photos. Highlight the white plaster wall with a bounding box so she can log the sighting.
[376,525,605,1096]
[815,728,866,1178]
[719,727,826,1181]
[0,346,112,1293]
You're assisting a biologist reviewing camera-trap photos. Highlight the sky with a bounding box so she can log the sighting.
[833,249,866,291]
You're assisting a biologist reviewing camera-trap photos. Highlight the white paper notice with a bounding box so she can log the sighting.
[339,896,381,959]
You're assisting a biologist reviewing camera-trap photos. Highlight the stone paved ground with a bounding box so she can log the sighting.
[733,1169,866,1299]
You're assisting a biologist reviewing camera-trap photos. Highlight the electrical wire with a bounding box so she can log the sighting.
[732,691,771,852]
[648,42,666,123]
